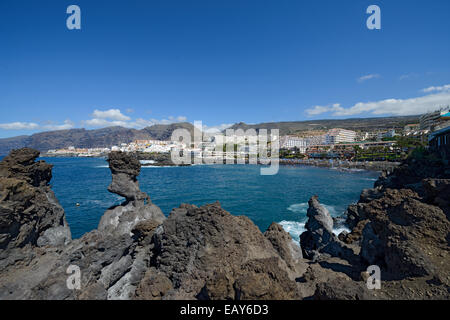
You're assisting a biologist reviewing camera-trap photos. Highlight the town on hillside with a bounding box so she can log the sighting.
[45,108,450,164]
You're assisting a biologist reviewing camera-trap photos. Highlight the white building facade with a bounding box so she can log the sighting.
[325,128,357,145]
[281,136,309,153]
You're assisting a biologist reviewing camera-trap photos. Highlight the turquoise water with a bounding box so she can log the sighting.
[43,157,379,240]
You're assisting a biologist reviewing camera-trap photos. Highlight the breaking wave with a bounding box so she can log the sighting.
[287,202,337,216]
[279,220,350,242]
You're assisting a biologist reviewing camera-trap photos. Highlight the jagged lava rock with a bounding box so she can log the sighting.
[106,151,146,202]
[313,278,375,300]
[358,188,449,281]
[98,152,165,236]
[300,196,353,261]
[0,148,71,250]
[141,202,303,300]
[264,222,303,269]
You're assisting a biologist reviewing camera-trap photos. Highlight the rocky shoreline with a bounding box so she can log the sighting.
[41,152,398,172]
[280,158,400,172]
[0,148,448,300]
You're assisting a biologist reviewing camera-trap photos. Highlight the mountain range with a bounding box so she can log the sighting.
[229,115,420,135]
[0,115,420,155]
[0,123,197,155]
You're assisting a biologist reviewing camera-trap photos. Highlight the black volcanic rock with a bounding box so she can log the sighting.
[141,202,304,300]
[0,148,52,187]
[106,151,145,202]
[0,148,71,250]
[264,222,303,269]
[1,197,310,300]
[98,152,165,237]
[313,278,375,300]
[2,146,449,300]
[0,149,165,300]
[342,156,450,299]
[358,188,449,279]
[300,196,353,261]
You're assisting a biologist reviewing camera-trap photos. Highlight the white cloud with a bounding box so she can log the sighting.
[306,103,343,116]
[421,84,450,93]
[83,109,188,129]
[82,118,129,128]
[194,122,234,134]
[306,91,450,117]
[0,122,39,130]
[357,74,380,83]
[127,118,172,128]
[136,116,188,128]
[42,120,75,131]
[0,109,190,133]
[0,120,75,131]
[92,109,131,121]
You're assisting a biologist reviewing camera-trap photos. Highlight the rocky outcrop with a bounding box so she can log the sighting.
[313,278,375,300]
[264,222,303,269]
[106,151,146,202]
[98,152,165,237]
[1,147,448,300]
[358,189,449,279]
[0,150,162,300]
[423,178,450,217]
[0,148,71,250]
[296,152,450,300]
[136,152,191,167]
[338,156,450,299]
[141,203,304,300]
[299,196,354,261]
[0,149,314,300]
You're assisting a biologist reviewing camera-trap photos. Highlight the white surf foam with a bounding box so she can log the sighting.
[279,220,350,242]
[278,221,306,242]
[140,160,156,165]
[287,202,337,216]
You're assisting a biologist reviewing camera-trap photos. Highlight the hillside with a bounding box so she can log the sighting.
[230,115,420,135]
[0,123,197,155]
[0,116,420,155]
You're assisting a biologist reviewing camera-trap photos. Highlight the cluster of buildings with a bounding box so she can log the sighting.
[283,132,399,160]
[46,146,111,157]
[278,110,449,160]
[286,107,450,161]
[47,140,187,157]
[46,131,281,161]
[46,107,450,162]
[427,108,450,161]
[280,128,391,155]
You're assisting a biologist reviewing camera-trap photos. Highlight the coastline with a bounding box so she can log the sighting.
[1,148,449,300]
[280,159,400,172]
[41,152,398,173]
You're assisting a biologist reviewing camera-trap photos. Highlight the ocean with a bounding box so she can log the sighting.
[43,157,379,240]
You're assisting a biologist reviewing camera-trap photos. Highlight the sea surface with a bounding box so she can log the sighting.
[41,157,379,240]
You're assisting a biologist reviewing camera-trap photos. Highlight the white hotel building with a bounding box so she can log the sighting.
[280,136,309,153]
[325,128,357,145]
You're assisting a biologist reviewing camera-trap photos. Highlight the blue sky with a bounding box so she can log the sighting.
[0,0,449,138]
